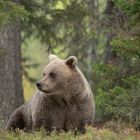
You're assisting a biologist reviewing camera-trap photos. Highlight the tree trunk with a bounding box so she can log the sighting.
[103,0,126,65]
[103,0,120,65]
[0,21,24,128]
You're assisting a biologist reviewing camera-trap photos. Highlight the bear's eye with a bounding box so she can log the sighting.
[49,72,55,78]
[43,73,45,77]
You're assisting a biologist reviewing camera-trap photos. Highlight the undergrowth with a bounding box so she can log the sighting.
[0,126,139,140]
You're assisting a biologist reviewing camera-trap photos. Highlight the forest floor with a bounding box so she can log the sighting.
[0,126,140,140]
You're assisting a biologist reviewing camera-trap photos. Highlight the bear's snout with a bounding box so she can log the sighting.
[36,81,50,93]
[36,82,42,89]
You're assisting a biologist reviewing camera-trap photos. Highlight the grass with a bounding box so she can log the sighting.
[0,126,139,140]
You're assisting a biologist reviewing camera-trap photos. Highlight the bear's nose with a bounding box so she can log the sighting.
[36,82,41,89]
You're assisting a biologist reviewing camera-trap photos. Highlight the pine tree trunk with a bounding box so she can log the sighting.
[0,22,24,128]
[103,0,120,65]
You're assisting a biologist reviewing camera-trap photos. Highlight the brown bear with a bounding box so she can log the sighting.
[6,55,95,133]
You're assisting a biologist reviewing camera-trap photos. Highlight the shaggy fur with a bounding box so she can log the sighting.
[6,55,95,133]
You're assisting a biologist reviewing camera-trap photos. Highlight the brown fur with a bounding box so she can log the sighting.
[6,55,95,133]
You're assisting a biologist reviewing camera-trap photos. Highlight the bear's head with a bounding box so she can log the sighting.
[36,54,84,96]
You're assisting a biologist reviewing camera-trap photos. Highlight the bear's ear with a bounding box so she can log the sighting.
[65,56,78,68]
[48,54,58,62]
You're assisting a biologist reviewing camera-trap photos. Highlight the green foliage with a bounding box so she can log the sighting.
[0,0,30,28]
[115,0,140,20]
[21,0,100,72]
[96,87,132,120]
[94,60,140,122]
[94,0,140,126]
[111,37,140,57]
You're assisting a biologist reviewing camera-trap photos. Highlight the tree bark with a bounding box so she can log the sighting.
[0,22,24,128]
[103,0,126,65]
[103,0,120,65]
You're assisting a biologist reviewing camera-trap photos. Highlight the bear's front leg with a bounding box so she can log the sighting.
[32,118,54,132]
[32,118,43,131]
[6,106,25,131]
